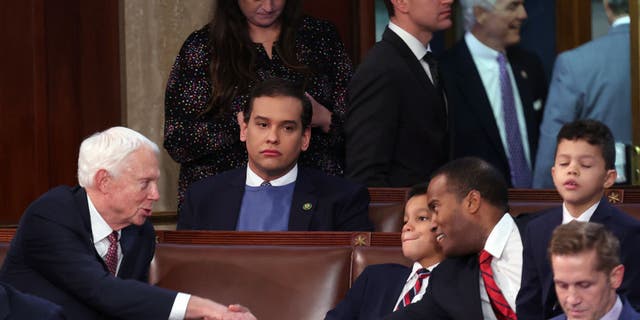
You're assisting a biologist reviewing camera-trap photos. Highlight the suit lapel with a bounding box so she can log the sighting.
[288,168,317,231]
[589,197,613,224]
[214,169,246,230]
[382,28,434,92]
[466,255,485,319]
[455,41,506,158]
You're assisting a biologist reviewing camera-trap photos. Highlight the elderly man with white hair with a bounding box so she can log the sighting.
[439,0,547,189]
[0,126,256,320]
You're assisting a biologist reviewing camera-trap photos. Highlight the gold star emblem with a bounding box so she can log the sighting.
[353,234,368,246]
[607,190,621,204]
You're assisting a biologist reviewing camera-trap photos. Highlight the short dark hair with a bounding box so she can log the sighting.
[407,182,429,200]
[556,119,616,170]
[607,0,628,15]
[431,157,509,212]
[383,0,395,17]
[549,221,621,274]
[244,78,312,129]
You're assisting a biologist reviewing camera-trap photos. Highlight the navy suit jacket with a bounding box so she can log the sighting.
[439,39,547,186]
[549,297,640,320]
[0,186,177,319]
[0,281,65,320]
[345,27,449,187]
[178,167,373,231]
[517,198,640,319]
[325,264,410,320]
[385,215,530,320]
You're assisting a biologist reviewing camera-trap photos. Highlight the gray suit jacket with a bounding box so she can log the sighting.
[533,23,631,188]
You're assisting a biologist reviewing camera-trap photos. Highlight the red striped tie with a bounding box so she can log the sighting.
[394,268,430,311]
[479,250,517,320]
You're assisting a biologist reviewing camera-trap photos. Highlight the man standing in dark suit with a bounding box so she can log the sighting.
[0,127,256,320]
[178,79,372,231]
[387,157,524,320]
[344,0,453,187]
[0,281,65,319]
[325,183,444,319]
[440,0,547,188]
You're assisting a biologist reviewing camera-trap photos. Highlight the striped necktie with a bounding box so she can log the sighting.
[395,268,431,311]
[479,250,517,320]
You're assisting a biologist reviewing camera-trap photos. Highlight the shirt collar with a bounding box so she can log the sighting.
[388,22,431,60]
[484,214,517,260]
[406,261,440,283]
[612,16,630,27]
[245,164,298,187]
[562,201,600,224]
[601,296,623,320]
[87,194,119,244]
[465,31,502,62]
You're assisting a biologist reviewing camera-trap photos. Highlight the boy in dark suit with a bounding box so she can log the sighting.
[178,78,372,231]
[517,120,640,319]
[325,183,444,319]
[0,281,65,320]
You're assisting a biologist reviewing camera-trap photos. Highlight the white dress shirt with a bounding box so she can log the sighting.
[562,201,600,224]
[465,32,532,168]
[245,164,298,186]
[393,261,440,310]
[387,22,437,85]
[479,213,523,320]
[87,195,190,320]
[601,296,623,320]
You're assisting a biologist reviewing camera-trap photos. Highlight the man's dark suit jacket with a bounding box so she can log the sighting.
[439,40,547,186]
[549,296,640,320]
[325,264,410,320]
[517,198,640,319]
[384,214,530,320]
[345,27,448,187]
[0,281,65,320]
[0,186,177,319]
[177,167,373,231]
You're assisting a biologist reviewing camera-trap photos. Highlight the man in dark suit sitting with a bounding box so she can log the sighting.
[0,281,64,319]
[178,78,372,231]
[440,0,547,188]
[325,183,445,319]
[548,221,640,320]
[0,126,255,319]
[344,0,453,187]
[387,157,525,319]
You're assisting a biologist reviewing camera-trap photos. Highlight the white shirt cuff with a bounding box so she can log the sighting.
[168,292,191,320]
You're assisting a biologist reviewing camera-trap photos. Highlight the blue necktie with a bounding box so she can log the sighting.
[498,53,531,188]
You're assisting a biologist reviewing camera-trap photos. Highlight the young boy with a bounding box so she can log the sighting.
[516,119,640,319]
[325,183,445,319]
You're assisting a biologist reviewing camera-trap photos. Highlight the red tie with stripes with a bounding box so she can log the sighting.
[394,268,430,311]
[479,250,517,320]
[105,231,119,275]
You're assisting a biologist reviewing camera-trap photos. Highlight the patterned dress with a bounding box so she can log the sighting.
[164,16,353,209]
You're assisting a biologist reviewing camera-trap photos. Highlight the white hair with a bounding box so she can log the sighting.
[460,0,496,31]
[77,126,159,187]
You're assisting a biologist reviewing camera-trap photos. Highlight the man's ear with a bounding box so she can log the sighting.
[239,119,248,142]
[609,264,624,289]
[300,126,311,151]
[93,169,111,193]
[465,190,481,215]
[473,5,488,25]
[391,0,409,14]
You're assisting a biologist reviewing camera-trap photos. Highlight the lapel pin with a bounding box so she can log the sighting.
[520,70,528,79]
[302,203,313,211]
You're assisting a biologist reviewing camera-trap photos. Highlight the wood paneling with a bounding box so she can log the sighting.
[0,0,121,225]
[555,0,592,52]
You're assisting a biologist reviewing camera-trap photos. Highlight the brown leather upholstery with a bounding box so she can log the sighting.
[0,242,8,267]
[351,246,412,283]
[150,244,352,320]
[369,203,405,232]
